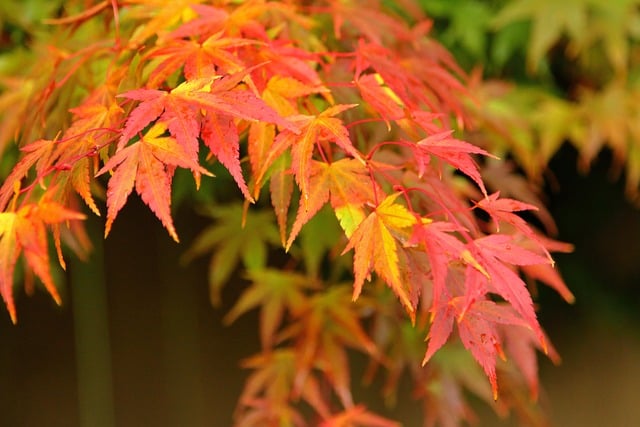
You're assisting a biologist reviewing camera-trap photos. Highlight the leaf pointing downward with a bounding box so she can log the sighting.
[342,193,417,314]
[98,123,210,242]
[286,158,375,251]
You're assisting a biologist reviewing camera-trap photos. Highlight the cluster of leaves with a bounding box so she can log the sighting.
[0,1,574,425]
[422,0,640,202]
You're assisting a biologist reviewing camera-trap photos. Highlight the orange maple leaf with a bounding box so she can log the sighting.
[258,104,363,209]
[286,158,376,250]
[97,123,209,242]
[0,201,85,323]
[341,193,417,314]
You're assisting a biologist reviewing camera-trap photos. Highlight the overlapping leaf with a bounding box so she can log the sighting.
[261,105,363,208]
[342,193,417,314]
[97,123,208,241]
[287,158,376,250]
[0,201,85,323]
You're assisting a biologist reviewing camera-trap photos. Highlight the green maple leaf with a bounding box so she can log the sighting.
[224,268,317,348]
[182,203,280,305]
[492,0,590,72]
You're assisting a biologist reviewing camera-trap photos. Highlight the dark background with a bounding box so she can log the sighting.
[0,145,639,427]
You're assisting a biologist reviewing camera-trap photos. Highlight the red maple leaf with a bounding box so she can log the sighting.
[97,123,209,241]
[413,130,494,196]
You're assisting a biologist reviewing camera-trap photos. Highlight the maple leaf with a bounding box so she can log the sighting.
[341,193,417,314]
[145,32,256,87]
[224,269,317,348]
[330,0,411,44]
[481,160,558,235]
[0,201,85,323]
[0,76,35,156]
[521,262,575,303]
[492,0,590,72]
[0,139,57,211]
[412,130,494,196]
[117,85,200,160]
[354,38,467,118]
[261,104,363,209]
[119,71,293,201]
[290,285,380,409]
[409,220,467,310]
[268,155,294,246]
[98,123,208,242]
[261,75,330,117]
[181,203,279,306]
[286,158,376,250]
[477,192,553,260]
[320,405,400,427]
[236,349,304,426]
[127,0,205,46]
[465,234,548,349]
[248,121,277,196]
[424,296,529,400]
[501,322,560,401]
[355,73,405,125]
[354,41,417,110]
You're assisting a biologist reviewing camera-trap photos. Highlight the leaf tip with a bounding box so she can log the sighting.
[540,335,549,356]
[8,305,17,325]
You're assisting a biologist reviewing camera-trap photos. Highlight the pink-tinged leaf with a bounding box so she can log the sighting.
[474,234,550,266]
[316,104,362,161]
[468,241,545,349]
[477,192,553,260]
[99,143,140,238]
[355,73,405,125]
[320,405,400,427]
[181,76,294,131]
[117,89,166,147]
[201,113,252,201]
[162,95,201,160]
[502,324,560,401]
[286,106,363,207]
[415,130,494,195]
[98,124,207,241]
[469,300,530,328]
[454,301,502,400]
[163,4,228,41]
[423,298,455,364]
[147,33,253,87]
[521,263,575,303]
[135,143,178,242]
[410,220,467,310]
[118,86,204,170]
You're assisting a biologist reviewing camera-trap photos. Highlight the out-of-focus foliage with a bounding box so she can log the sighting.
[422,0,640,202]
